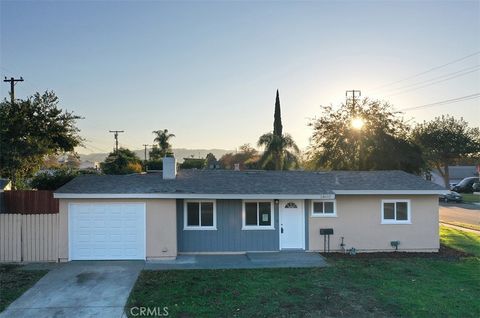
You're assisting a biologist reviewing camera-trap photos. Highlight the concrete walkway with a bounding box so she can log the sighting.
[1,261,143,318]
[145,251,328,270]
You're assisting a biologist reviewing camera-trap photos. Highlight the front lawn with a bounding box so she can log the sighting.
[462,193,480,203]
[0,265,48,312]
[440,226,480,256]
[126,227,480,317]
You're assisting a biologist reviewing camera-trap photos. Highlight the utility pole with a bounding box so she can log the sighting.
[109,130,124,153]
[142,144,149,172]
[142,144,149,161]
[3,76,24,105]
[346,90,361,111]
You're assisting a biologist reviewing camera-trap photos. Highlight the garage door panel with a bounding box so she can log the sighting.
[69,203,146,260]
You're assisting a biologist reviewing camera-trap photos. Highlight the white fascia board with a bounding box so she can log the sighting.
[54,193,336,200]
[333,190,447,195]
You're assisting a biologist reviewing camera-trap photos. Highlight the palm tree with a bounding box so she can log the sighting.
[257,90,299,170]
[152,129,175,157]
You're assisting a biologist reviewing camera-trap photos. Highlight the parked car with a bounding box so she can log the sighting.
[439,191,463,203]
[451,177,479,193]
[473,182,480,192]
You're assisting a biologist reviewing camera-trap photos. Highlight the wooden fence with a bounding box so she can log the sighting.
[2,190,59,214]
[0,214,59,262]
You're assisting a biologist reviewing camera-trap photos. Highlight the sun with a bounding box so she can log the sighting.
[351,117,364,130]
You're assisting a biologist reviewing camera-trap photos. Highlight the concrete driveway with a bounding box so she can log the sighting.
[0,261,143,318]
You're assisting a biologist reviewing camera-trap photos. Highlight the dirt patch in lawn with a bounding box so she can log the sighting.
[321,244,471,260]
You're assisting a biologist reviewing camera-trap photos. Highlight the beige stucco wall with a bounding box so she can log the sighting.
[58,198,177,261]
[308,195,439,252]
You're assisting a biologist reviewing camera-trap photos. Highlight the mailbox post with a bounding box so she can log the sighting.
[320,228,334,253]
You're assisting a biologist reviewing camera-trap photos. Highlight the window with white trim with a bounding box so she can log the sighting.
[184,200,216,230]
[311,200,336,217]
[381,200,410,224]
[242,201,274,229]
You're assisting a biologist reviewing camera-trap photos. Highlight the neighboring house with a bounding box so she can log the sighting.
[0,178,11,192]
[429,165,478,188]
[54,157,446,262]
[79,160,100,170]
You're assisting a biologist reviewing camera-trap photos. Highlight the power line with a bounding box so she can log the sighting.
[398,93,480,112]
[386,67,480,97]
[83,141,111,153]
[369,51,480,91]
[380,65,480,94]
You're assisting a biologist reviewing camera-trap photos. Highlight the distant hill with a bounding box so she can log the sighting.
[79,148,233,163]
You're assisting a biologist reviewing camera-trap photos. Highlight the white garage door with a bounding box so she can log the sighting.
[69,203,146,260]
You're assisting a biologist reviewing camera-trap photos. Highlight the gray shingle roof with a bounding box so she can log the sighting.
[55,170,445,195]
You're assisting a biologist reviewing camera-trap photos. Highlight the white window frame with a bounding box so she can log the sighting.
[242,200,275,230]
[311,200,337,217]
[184,200,217,230]
[381,199,411,224]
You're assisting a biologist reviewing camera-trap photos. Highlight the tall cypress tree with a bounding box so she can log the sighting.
[258,90,298,170]
[273,89,283,136]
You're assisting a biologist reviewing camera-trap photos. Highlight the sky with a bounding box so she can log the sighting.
[1,0,479,155]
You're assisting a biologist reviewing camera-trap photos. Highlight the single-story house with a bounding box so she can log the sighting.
[54,157,446,261]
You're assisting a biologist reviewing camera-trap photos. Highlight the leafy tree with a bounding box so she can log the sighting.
[412,115,480,187]
[205,153,217,168]
[218,144,260,170]
[152,129,175,158]
[149,145,163,160]
[180,158,205,169]
[43,154,61,169]
[30,168,79,190]
[308,98,424,173]
[100,148,142,174]
[257,90,299,170]
[146,159,163,170]
[0,91,83,188]
[65,153,81,169]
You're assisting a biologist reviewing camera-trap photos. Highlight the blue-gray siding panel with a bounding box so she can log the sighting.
[177,199,279,252]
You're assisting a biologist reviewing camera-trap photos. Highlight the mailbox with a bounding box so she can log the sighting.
[320,228,334,235]
[319,228,334,253]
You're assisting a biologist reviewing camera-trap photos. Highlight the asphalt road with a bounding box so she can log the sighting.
[439,203,480,227]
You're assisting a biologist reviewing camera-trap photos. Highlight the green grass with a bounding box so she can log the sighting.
[440,226,480,256]
[0,265,48,312]
[126,227,480,317]
[462,193,480,203]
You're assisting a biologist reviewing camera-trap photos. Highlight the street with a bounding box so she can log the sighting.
[439,203,480,228]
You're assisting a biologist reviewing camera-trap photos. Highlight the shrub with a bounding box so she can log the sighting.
[30,169,79,190]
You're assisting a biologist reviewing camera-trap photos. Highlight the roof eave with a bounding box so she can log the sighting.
[53,193,336,199]
[332,190,447,195]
